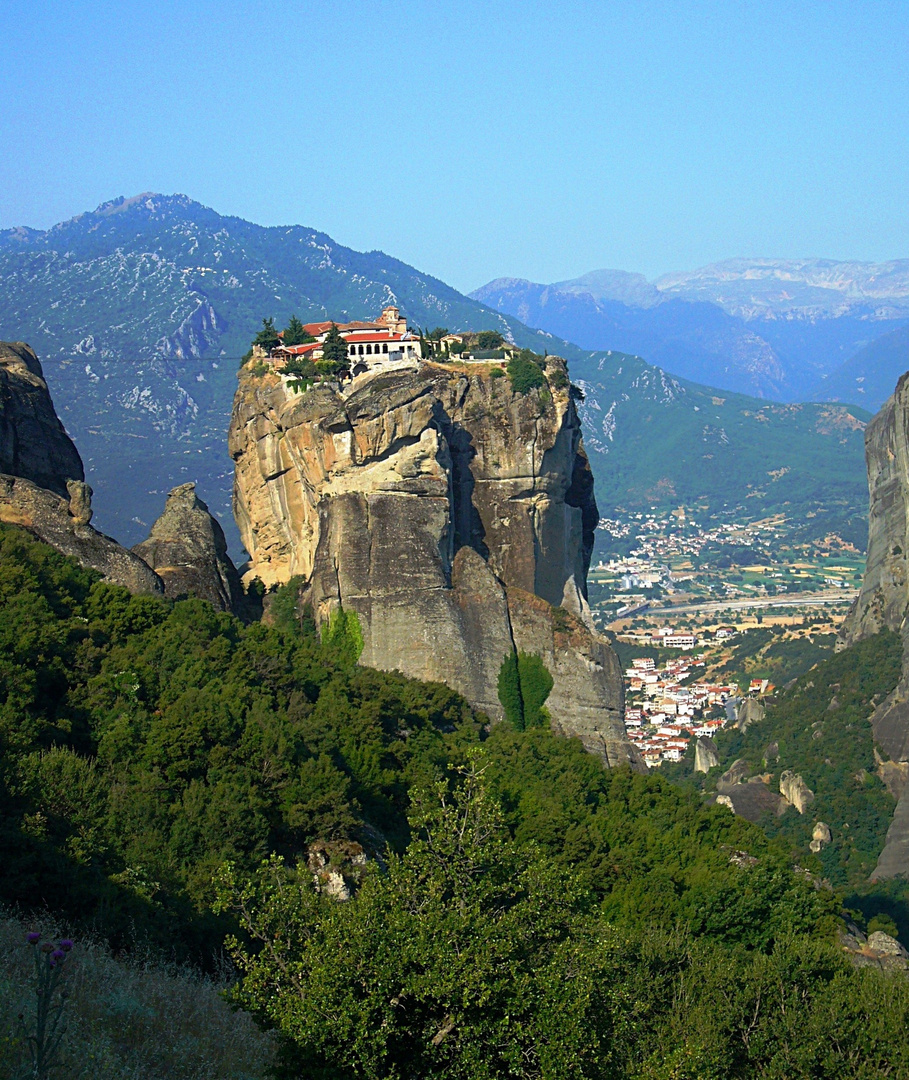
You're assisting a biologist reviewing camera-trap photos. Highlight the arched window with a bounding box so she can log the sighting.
[382,343,389,353]
[366,344,372,354]
[349,345,356,354]
[358,344,364,355]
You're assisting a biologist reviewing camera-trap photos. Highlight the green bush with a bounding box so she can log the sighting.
[497,651,553,730]
[506,355,546,394]
[320,608,364,666]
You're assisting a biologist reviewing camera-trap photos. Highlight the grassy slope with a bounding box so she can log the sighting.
[0,914,273,1080]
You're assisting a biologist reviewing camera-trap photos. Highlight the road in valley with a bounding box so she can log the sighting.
[644,589,857,618]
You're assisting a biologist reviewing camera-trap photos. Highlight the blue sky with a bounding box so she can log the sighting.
[2,0,907,292]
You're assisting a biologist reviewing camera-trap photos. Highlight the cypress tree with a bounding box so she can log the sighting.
[497,651,524,729]
[321,323,350,374]
[517,652,554,727]
[283,315,315,347]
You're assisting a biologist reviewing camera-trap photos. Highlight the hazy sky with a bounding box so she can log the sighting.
[3,0,907,293]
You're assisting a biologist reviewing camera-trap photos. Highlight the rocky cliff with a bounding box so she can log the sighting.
[839,372,909,876]
[230,358,640,767]
[0,342,163,593]
[0,342,84,496]
[133,482,243,612]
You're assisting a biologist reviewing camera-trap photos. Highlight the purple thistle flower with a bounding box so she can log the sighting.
[50,950,65,962]
[26,932,40,945]
[40,942,54,953]
[58,939,74,952]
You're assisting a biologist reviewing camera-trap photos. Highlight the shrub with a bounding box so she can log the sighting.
[506,355,546,394]
[497,651,553,729]
[476,330,505,349]
[321,608,364,666]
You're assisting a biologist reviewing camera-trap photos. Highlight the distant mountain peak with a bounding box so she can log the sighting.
[93,193,162,216]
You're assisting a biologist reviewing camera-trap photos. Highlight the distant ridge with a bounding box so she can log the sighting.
[0,195,874,547]
[473,259,909,403]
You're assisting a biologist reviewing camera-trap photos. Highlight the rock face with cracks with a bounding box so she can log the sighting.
[133,482,243,612]
[838,372,909,877]
[0,342,163,594]
[230,358,640,767]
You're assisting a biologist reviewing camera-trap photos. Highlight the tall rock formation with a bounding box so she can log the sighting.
[133,483,243,612]
[839,372,909,877]
[0,342,163,594]
[0,342,85,496]
[230,357,640,768]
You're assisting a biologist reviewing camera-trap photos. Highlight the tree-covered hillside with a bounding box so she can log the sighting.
[573,350,871,539]
[4,523,909,1077]
[665,630,909,933]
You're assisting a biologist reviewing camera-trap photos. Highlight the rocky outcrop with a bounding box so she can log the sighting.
[0,474,163,594]
[810,821,832,853]
[838,373,909,877]
[717,759,750,789]
[839,373,909,651]
[0,342,163,594]
[0,342,84,497]
[779,770,815,814]
[230,358,640,768]
[712,779,788,822]
[133,483,243,612]
[734,697,765,731]
[694,736,719,774]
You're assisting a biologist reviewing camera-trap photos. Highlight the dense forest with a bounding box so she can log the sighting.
[3,523,909,1078]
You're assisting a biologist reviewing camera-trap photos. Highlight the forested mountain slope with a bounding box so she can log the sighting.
[572,350,870,539]
[4,524,909,1077]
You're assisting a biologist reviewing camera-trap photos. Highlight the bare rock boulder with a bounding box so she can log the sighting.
[780,770,815,814]
[133,483,243,613]
[809,821,832,853]
[735,696,765,731]
[694,736,719,774]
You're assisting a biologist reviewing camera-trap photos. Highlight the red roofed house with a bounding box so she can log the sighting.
[268,306,425,375]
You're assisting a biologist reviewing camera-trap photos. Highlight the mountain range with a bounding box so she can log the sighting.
[473,261,909,405]
[0,195,878,551]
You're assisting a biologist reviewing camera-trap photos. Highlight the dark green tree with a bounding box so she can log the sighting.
[283,315,316,347]
[251,318,280,352]
[320,323,350,375]
[506,354,546,394]
[476,330,505,350]
[517,652,554,728]
[497,652,524,729]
